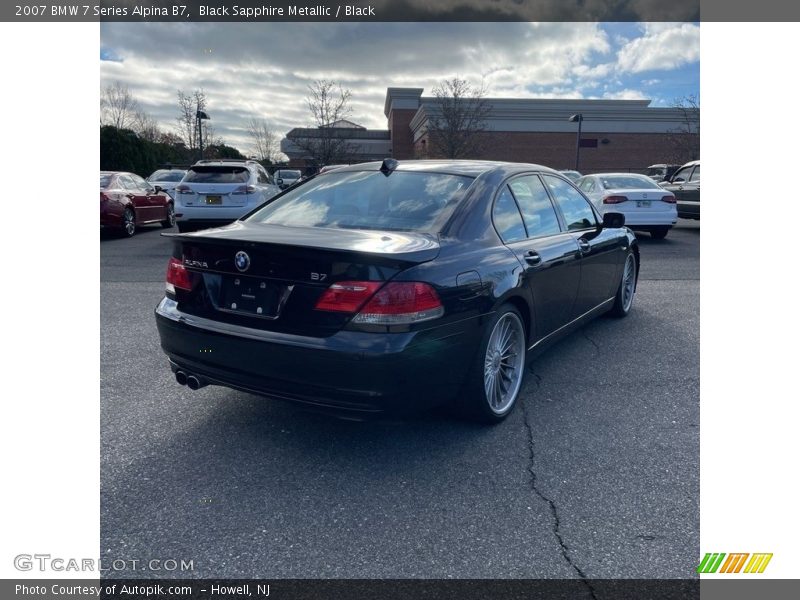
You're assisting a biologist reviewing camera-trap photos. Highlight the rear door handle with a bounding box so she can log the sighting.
[524,250,541,265]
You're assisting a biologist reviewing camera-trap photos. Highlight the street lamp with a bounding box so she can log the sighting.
[568,113,583,171]
[196,109,210,160]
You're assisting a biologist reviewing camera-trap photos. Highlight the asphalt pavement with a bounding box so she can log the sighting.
[100,220,699,580]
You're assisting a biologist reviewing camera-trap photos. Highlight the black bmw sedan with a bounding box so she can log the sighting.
[155,159,639,422]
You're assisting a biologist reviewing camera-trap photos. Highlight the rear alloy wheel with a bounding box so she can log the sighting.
[161,203,176,228]
[121,208,136,237]
[460,305,527,422]
[609,252,637,317]
[650,226,669,240]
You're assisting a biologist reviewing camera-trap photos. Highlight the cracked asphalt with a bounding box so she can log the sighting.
[101,220,699,580]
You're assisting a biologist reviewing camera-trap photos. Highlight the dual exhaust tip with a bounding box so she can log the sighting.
[175,370,207,390]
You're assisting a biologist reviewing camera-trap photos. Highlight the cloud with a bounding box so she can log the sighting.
[616,23,700,73]
[100,22,697,155]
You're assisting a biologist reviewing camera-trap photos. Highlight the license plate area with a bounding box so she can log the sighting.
[205,195,222,205]
[636,200,651,208]
[217,275,289,319]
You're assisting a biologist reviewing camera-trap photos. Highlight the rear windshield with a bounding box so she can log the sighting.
[277,170,301,178]
[148,170,185,182]
[184,166,249,184]
[100,174,112,188]
[247,170,473,232]
[600,175,661,190]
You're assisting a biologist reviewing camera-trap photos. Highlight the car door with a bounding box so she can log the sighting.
[496,175,582,338]
[131,173,165,222]
[117,175,149,223]
[664,164,700,219]
[542,174,624,317]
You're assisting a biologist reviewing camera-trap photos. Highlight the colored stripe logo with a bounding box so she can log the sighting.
[697,553,773,574]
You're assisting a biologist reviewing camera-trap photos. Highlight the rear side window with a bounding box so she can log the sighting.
[248,170,473,233]
[184,166,249,184]
[543,175,597,231]
[117,175,137,191]
[508,175,562,238]
[100,174,112,188]
[493,186,526,243]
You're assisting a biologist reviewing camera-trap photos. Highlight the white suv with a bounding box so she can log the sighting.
[174,160,281,232]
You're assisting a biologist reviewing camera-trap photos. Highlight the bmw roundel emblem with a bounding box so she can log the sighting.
[234,251,250,272]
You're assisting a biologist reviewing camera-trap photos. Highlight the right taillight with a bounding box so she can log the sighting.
[661,194,677,204]
[232,185,257,195]
[314,281,445,325]
[166,257,192,294]
[603,195,629,204]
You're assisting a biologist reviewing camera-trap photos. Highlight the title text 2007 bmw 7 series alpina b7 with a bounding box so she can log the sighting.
[155,160,639,422]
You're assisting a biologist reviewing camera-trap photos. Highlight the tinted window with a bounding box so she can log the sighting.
[248,170,473,233]
[117,175,137,191]
[100,174,112,189]
[543,175,597,231]
[599,175,661,190]
[493,186,526,243]
[185,166,250,184]
[689,165,700,181]
[508,175,562,238]
[130,173,151,191]
[148,170,185,182]
[672,166,692,182]
[277,170,301,178]
[578,177,595,193]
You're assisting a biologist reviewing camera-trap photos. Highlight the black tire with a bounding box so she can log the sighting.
[161,203,176,228]
[120,208,135,238]
[650,226,669,240]
[609,251,637,318]
[457,304,527,423]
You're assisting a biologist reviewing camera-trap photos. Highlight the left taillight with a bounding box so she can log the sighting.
[166,257,192,294]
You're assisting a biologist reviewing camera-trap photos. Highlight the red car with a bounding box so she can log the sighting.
[100,171,176,237]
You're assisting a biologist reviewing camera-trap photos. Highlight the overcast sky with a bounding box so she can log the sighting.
[100,22,700,157]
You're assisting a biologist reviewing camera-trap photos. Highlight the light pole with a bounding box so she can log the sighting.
[568,113,583,171]
[196,109,210,160]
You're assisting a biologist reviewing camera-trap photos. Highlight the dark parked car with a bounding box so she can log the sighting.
[155,160,639,422]
[661,160,700,220]
[100,171,175,237]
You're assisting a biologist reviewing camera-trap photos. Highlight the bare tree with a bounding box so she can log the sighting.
[133,109,161,143]
[290,80,356,166]
[247,117,279,163]
[666,94,700,164]
[425,77,491,159]
[101,81,140,130]
[176,89,215,153]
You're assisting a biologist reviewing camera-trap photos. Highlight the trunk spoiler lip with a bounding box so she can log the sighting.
[161,222,441,261]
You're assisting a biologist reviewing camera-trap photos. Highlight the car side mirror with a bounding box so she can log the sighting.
[277,179,283,185]
[154,185,163,194]
[602,212,625,229]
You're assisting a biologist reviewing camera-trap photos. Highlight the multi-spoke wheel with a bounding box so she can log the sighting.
[459,304,527,422]
[161,202,176,228]
[610,251,637,317]
[121,208,136,237]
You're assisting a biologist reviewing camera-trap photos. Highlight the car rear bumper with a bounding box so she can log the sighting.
[154,297,480,415]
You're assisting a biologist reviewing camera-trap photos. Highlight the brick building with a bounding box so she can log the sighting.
[282,88,699,172]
